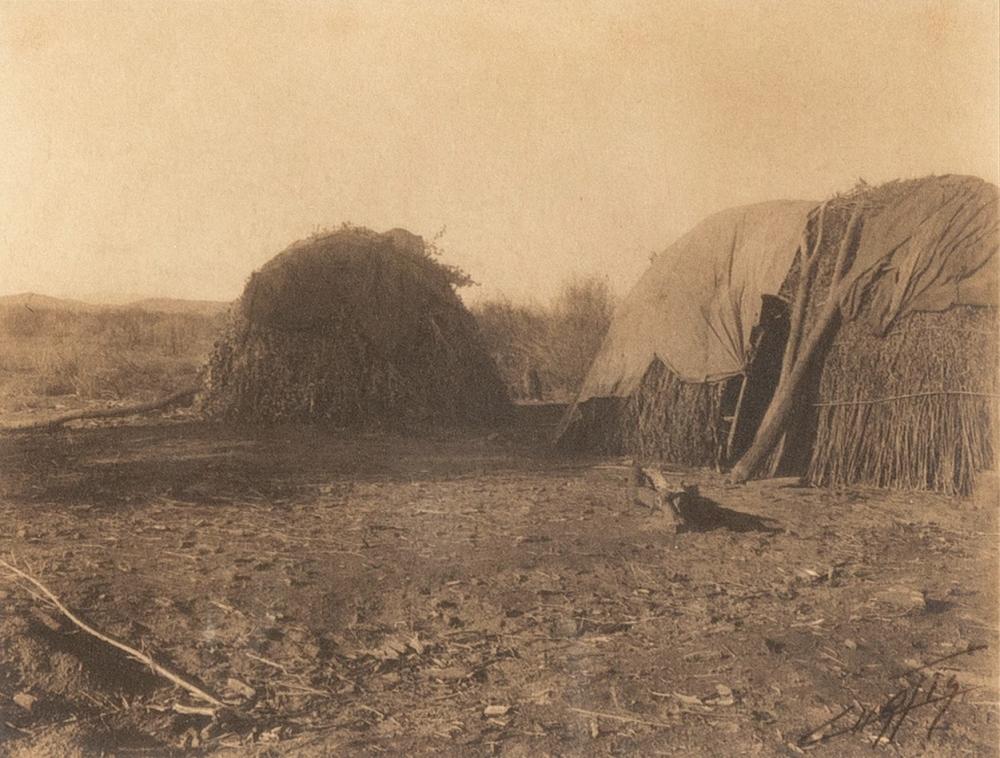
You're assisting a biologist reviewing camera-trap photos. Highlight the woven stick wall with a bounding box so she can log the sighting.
[807,305,997,494]
[557,358,728,467]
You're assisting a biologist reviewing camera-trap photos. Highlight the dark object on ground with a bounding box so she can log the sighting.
[667,485,782,534]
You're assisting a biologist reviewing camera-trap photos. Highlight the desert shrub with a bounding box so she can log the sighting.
[0,305,225,407]
[473,276,616,402]
[473,300,548,399]
[546,277,616,397]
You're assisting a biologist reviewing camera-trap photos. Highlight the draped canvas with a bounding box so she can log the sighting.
[576,200,816,400]
[839,175,998,333]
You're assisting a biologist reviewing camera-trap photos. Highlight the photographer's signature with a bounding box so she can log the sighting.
[798,643,987,748]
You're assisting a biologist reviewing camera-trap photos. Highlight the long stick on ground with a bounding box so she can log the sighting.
[0,557,225,709]
[3,387,200,432]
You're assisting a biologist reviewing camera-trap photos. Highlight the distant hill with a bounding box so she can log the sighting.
[0,292,230,317]
[0,293,101,312]
[124,298,230,317]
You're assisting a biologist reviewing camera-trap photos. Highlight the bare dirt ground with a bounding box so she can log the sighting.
[1,405,997,756]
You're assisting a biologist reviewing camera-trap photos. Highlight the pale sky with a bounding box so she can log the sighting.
[1,0,997,305]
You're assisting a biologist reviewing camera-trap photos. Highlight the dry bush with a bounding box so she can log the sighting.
[472,276,616,402]
[546,277,616,398]
[0,306,224,406]
[472,300,549,399]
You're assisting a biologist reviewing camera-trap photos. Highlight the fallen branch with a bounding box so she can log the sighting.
[173,702,219,717]
[245,652,288,672]
[3,386,200,432]
[0,557,224,710]
[276,681,334,697]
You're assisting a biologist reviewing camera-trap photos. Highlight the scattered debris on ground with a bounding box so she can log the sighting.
[0,407,996,755]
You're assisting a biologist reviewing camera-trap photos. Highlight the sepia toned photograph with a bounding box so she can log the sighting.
[1,1,998,755]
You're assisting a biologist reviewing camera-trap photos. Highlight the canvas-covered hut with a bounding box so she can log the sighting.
[556,199,817,467]
[558,175,998,494]
[202,226,510,426]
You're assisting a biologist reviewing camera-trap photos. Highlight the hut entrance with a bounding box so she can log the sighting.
[719,295,790,465]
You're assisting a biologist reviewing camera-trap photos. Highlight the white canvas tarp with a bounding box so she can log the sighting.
[577,200,816,400]
[840,175,998,332]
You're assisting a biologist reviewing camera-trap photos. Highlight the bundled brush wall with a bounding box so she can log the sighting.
[806,306,997,495]
[557,359,731,467]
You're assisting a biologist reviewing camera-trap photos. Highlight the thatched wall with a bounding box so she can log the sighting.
[806,305,997,494]
[202,227,510,426]
[557,358,730,467]
[619,359,729,466]
[556,293,790,467]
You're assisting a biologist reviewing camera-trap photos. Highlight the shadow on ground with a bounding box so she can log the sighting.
[675,490,783,534]
[0,404,578,508]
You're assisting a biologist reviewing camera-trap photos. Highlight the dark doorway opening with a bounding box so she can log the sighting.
[720,295,790,465]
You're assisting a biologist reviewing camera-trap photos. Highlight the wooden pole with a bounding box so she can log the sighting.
[729,203,863,484]
[725,373,749,462]
[3,387,200,432]
[780,201,828,382]
[762,202,828,477]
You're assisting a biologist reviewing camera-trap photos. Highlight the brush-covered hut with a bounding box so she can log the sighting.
[203,226,510,426]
